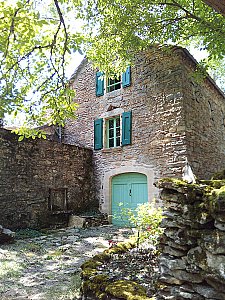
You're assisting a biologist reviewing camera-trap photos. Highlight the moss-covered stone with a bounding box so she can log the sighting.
[157,178,225,214]
[200,180,225,189]
[92,274,109,283]
[92,253,111,262]
[81,259,103,270]
[103,240,136,256]
[81,274,110,299]
[105,280,148,299]
[81,267,98,279]
[81,239,147,299]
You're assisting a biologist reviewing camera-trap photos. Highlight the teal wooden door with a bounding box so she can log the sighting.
[111,173,148,226]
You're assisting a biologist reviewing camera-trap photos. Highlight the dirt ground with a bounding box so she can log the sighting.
[0,225,132,300]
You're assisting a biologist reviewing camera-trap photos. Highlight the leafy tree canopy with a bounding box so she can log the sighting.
[0,0,225,135]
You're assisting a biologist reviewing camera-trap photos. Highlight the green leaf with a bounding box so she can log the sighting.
[18,135,24,141]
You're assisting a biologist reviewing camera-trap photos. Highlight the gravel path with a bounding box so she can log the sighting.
[0,225,132,300]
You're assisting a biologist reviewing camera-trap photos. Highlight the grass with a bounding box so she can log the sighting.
[0,259,26,279]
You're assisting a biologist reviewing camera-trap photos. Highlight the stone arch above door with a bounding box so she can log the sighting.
[101,166,158,219]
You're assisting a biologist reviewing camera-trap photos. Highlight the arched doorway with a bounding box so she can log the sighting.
[111,173,148,226]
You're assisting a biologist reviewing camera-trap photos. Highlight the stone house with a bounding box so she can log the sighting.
[64,46,225,225]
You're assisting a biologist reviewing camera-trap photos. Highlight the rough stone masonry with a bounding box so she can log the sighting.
[0,128,96,229]
[156,178,225,300]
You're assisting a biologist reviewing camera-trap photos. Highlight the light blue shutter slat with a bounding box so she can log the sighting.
[94,118,103,150]
[122,111,132,146]
[122,66,131,87]
[96,71,104,96]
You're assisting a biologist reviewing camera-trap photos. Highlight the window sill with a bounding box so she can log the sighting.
[101,146,123,153]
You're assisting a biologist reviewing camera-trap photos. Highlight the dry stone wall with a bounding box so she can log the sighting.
[156,178,225,299]
[0,128,95,229]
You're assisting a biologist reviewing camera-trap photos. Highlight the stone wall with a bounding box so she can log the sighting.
[0,128,95,229]
[180,49,225,179]
[156,178,225,299]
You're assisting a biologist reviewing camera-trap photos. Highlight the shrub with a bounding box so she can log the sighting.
[120,202,164,247]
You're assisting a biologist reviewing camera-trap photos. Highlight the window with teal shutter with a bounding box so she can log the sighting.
[122,66,131,87]
[96,71,104,96]
[94,118,103,150]
[122,111,132,145]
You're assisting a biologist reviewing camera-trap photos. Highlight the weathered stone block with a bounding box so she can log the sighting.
[200,230,225,254]
[159,274,184,285]
[206,251,225,279]
[187,246,207,270]
[214,220,225,231]
[68,215,85,228]
[205,274,225,293]
[172,269,203,283]
[192,284,225,299]
[160,254,186,270]
[163,245,186,257]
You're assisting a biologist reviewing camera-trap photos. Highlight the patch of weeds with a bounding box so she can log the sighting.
[70,273,82,294]
[44,283,81,300]
[45,249,64,260]
[21,242,44,253]
[15,228,43,239]
[0,259,25,279]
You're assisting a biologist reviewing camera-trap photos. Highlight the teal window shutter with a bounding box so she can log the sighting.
[96,71,104,96]
[122,66,131,88]
[122,111,132,146]
[94,118,103,150]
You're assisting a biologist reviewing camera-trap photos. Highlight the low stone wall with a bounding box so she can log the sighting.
[0,128,96,229]
[156,179,225,299]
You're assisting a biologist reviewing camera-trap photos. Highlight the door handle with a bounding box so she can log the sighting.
[129,189,132,196]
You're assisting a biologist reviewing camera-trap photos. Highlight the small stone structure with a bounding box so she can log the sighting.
[156,178,225,299]
[68,214,108,228]
[0,128,96,229]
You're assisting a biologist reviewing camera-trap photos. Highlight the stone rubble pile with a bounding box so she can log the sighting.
[156,179,225,300]
[0,225,14,244]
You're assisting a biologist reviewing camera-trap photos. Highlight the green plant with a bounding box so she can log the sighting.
[120,202,164,247]
[22,242,44,253]
[15,228,43,239]
[0,260,25,279]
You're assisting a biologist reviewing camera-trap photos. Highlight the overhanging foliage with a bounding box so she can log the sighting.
[0,0,224,135]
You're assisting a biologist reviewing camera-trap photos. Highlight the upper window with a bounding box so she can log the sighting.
[107,76,121,93]
[96,66,131,97]
[106,116,121,148]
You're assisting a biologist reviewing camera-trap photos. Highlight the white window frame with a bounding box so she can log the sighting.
[100,108,124,149]
[106,75,122,93]
[105,116,121,148]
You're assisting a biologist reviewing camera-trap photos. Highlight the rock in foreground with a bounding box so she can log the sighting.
[0,225,15,244]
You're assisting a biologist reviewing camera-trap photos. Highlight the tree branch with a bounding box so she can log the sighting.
[53,0,69,86]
